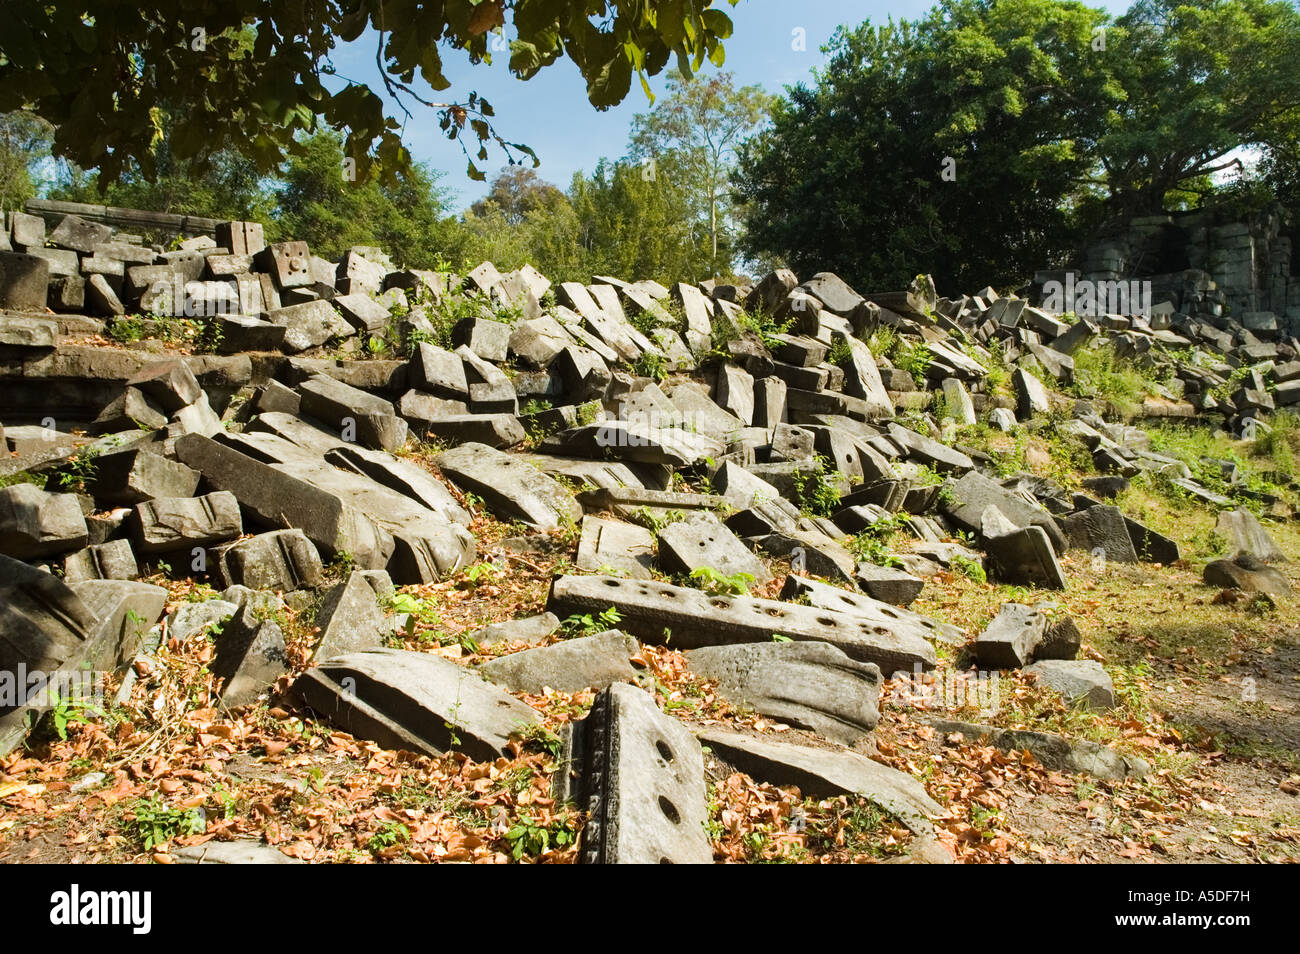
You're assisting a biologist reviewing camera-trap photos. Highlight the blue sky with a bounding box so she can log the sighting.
[327,1,941,210]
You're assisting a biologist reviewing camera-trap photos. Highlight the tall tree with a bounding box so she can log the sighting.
[581,153,704,284]
[0,110,53,212]
[276,130,455,265]
[734,0,1300,293]
[1097,0,1300,220]
[0,1,738,185]
[470,167,566,224]
[630,71,771,273]
[734,0,1115,292]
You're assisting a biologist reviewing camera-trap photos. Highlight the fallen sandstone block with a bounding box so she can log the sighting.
[548,575,937,673]
[556,683,713,864]
[295,648,541,760]
[686,641,882,745]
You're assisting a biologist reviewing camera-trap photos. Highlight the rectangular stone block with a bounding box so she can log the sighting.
[548,574,936,673]
[556,683,713,864]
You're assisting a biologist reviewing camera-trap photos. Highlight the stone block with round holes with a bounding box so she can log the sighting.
[556,683,713,864]
[254,240,313,290]
[779,573,963,646]
[655,511,773,585]
[547,574,937,672]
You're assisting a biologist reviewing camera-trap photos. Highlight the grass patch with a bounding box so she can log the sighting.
[1069,342,1160,418]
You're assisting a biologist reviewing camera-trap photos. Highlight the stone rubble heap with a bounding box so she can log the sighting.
[1,210,1295,861]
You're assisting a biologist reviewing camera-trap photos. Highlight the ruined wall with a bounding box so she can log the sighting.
[1077,203,1300,336]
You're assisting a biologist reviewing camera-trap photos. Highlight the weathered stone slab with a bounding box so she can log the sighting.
[214,220,266,257]
[1216,509,1286,564]
[753,529,855,583]
[0,559,163,754]
[133,491,243,554]
[549,575,937,672]
[266,299,352,352]
[324,445,470,527]
[0,552,98,682]
[417,413,525,449]
[785,386,880,423]
[1013,367,1052,418]
[437,442,581,530]
[1062,505,1138,562]
[85,447,200,505]
[397,389,470,431]
[1203,554,1292,598]
[800,272,864,315]
[217,529,324,592]
[940,377,976,427]
[1034,611,1082,661]
[71,579,169,672]
[332,292,391,334]
[928,718,1148,780]
[1123,517,1180,564]
[780,574,963,646]
[542,420,725,468]
[984,521,1068,590]
[174,434,392,569]
[228,431,473,584]
[672,282,714,353]
[657,512,773,585]
[0,314,57,347]
[457,345,518,412]
[687,641,882,744]
[295,648,541,760]
[697,728,943,835]
[886,423,975,475]
[470,612,560,648]
[480,630,642,695]
[90,388,167,434]
[166,599,238,642]
[770,422,815,461]
[0,252,51,311]
[665,380,746,443]
[711,461,789,511]
[974,603,1046,669]
[1025,659,1115,710]
[839,339,894,417]
[854,563,924,607]
[63,539,139,583]
[552,345,612,401]
[48,214,112,253]
[298,374,408,452]
[577,516,656,579]
[519,454,656,493]
[452,316,511,362]
[255,241,313,290]
[557,683,713,864]
[508,315,578,368]
[173,841,303,865]
[753,376,786,427]
[312,571,389,660]
[714,364,755,425]
[0,484,88,559]
[409,342,469,397]
[125,359,202,413]
[8,212,45,247]
[210,595,289,708]
[214,314,287,352]
[941,471,1067,552]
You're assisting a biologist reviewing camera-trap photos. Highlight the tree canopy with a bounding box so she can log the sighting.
[734,0,1300,293]
[629,71,772,274]
[0,110,52,212]
[0,0,739,184]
